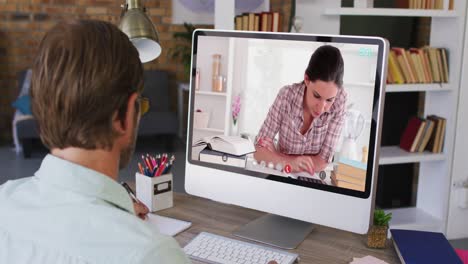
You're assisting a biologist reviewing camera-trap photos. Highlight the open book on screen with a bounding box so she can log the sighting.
[193,135,255,156]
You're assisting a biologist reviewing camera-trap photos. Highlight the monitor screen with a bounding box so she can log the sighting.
[188,31,385,199]
[185,30,387,235]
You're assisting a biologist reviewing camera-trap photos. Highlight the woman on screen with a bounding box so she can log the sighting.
[254,45,347,175]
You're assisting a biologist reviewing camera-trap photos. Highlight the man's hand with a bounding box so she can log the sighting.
[133,201,149,220]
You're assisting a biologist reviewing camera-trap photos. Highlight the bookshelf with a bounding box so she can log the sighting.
[324,8,458,17]
[213,0,468,238]
[294,0,466,238]
[386,83,451,93]
[379,146,446,165]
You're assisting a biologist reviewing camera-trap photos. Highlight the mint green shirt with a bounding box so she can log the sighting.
[0,154,191,264]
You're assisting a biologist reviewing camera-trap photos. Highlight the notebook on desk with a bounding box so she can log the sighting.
[391,229,462,264]
[145,214,191,237]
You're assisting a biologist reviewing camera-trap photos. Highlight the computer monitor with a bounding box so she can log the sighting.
[185,30,388,249]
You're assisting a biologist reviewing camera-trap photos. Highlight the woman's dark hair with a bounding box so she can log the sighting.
[305,45,344,88]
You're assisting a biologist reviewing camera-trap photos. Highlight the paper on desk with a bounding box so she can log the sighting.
[145,214,192,237]
[350,255,389,264]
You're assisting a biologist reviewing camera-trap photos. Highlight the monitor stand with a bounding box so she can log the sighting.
[232,214,314,249]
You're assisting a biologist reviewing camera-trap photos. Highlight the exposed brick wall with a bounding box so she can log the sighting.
[0,0,291,143]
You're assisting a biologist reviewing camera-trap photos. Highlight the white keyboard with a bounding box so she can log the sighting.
[183,232,299,264]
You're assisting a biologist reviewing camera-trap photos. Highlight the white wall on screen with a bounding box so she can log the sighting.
[193,36,379,159]
[230,39,378,154]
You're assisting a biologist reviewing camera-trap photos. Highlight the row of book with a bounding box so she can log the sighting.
[234,12,282,32]
[396,0,454,9]
[331,157,366,192]
[387,47,449,84]
[399,115,446,153]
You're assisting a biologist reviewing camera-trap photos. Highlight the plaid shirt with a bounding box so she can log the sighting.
[256,82,347,162]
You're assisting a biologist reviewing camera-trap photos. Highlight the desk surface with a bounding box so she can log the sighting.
[158,193,400,264]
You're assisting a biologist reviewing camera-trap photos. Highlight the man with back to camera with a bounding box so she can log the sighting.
[0,19,191,263]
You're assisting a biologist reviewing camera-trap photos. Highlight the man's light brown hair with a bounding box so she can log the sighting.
[31,19,143,150]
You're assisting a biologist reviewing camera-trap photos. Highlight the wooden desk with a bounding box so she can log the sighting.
[157,193,400,264]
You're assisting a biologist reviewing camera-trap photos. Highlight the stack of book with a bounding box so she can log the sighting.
[396,0,454,9]
[387,47,449,84]
[399,115,446,153]
[234,12,282,32]
[331,158,367,192]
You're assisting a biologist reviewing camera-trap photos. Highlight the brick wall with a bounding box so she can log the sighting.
[0,0,291,143]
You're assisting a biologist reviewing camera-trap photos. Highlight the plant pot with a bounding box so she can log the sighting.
[367,225,388,248]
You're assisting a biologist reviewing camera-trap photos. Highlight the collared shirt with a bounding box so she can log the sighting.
[257,82,347,162]
[0,154,191,264]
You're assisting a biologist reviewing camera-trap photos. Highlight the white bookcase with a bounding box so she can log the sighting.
[295,0,467,238]
[191,36,234,143]
[212,0,468,238]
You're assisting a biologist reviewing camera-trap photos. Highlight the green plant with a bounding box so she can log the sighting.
[373,209,392,227]
[170,22,197,81]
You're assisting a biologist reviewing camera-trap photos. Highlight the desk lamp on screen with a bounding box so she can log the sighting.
[185,30,388,249]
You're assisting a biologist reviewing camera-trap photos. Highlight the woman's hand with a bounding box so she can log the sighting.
[256,137,277,153]
[133,201,149,220]
[289,156,316,175]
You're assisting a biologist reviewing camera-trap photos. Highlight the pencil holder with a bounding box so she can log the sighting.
[135,172,173,212]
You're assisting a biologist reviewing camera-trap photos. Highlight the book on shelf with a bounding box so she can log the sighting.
[234,11,281,32]
[426,115,447,153]
[390,229,462,264]
[271,12,280,32]
[400,117,424,152]
[417,118,435,152]
[254,14,260,31]
[404,0,451,9]
[387,47,449,85]
[193,135,255,156]
[248,13,255,31]
[388,51,405,84]
[399,115,446,153]
[199,148,247,168]
[242,14,249,31]
[260,12,271,32]
[235,15,242,30]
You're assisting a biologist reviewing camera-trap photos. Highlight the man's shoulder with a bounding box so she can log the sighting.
[0,177,35,200]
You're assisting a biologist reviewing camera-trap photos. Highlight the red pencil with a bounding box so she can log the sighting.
[142,155,152,171]
[155,161,166,176]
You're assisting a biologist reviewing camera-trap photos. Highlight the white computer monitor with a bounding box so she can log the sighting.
[185,30,388,248]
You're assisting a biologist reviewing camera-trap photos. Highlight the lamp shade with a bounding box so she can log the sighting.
[119,4,161,63]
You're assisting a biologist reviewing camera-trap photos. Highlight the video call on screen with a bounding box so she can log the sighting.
[190,35,379,193]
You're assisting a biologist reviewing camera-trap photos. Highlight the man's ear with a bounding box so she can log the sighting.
[113,92,139,135]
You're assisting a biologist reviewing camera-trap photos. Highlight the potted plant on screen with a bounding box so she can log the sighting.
[367,209,392,248]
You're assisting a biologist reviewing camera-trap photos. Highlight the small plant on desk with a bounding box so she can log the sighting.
[367,209,392,249]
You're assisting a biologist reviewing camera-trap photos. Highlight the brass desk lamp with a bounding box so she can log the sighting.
[119,0,161,63]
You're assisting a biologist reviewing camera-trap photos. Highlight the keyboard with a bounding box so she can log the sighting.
[183,232,299,264]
